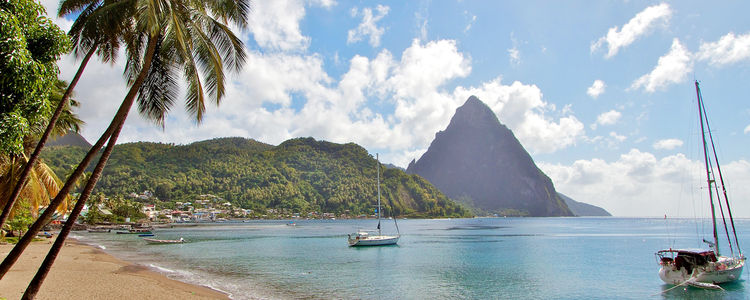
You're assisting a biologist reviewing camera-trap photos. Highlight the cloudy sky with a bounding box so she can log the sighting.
[41,0,750,217]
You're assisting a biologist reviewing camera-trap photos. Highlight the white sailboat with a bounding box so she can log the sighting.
[655,81,746,289]
[348,154,400,247]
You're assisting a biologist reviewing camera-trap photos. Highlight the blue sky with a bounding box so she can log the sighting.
[43,0,750,217]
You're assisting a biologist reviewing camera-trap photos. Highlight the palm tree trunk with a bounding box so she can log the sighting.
[0,39,152,279]
[20,36,158,299]
[0,46,98,232]
[22,121,124,299]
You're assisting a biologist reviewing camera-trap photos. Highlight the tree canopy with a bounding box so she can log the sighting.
[43,137,472,218]
[0,0,71,155]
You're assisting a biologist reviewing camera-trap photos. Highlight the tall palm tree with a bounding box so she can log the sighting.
[0,0,131,231]
[16,0,250,297]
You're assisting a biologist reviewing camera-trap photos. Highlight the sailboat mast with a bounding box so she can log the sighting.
[696,81,720,256]
[377,153,381,236]
[699,98,742,256]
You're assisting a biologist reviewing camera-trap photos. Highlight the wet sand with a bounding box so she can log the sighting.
[0,239,229,300]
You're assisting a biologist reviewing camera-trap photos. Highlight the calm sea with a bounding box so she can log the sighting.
[73,218,750,299]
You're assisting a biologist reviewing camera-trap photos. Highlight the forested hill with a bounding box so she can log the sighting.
[41,137,470,218]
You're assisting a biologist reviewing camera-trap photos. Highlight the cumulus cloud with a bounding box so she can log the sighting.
[591,3,672,58]
[348,5,390,47]
[45,2,584,167]
[540,150,750,217]
[248,0,311,51]
[631,38,693,92]
[696,32,750,66]
[587,80,606,99]
[745,125,750,134]
[454,79,585,154]
[653,138,683,150]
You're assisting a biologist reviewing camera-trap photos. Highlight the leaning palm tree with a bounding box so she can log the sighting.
[0,0,131,231]
[16,0,250,297]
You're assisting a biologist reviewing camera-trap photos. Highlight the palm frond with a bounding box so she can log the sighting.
[137,40,179,126]
[189,17,225,102]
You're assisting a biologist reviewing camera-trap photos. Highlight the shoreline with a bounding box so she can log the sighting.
[0,238,230,300]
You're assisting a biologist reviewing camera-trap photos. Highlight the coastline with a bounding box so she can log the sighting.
[0,238,229,300]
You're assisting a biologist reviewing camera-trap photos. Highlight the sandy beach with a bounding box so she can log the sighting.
[0,239,229,300]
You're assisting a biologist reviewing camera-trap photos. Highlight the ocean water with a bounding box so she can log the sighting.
[73,218,750,299]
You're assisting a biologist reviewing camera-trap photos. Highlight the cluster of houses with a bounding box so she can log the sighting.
[137,193,251,222]
[127,191,349,222]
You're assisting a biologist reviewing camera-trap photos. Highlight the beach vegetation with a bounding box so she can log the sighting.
[0,0,73,232]
[0,79,82,237]
[5,202,33,237]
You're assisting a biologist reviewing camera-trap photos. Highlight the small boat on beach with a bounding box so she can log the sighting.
[116,228,153,234]
[87,228,111,233]
[655,81,745,288]
[348,154,400,247]
[143,237,185,244]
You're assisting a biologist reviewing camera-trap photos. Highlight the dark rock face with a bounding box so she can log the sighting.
[47,131,91,148]
[558,193,611,216]
[406,96,573,217]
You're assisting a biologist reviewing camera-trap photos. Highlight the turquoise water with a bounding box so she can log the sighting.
[74,218,750,299]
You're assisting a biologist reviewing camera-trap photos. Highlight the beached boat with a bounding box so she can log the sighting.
[143,237,185,244]
[116,228,153,234]
[655,81,745,289]
[87,228,111,233]
[348,154,400,247]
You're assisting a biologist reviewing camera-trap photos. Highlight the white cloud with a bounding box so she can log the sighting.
[508,33,521,66]
[631,38,693,92]
[508,48,521,66]
[587,80,606,99]
[591,3,672,58]
[745,125,750,134]
[540,150,750,217]
[248,0,311,51]
[309,0,336,8]
[347,5,390,47]
[46,3,583,168]
[596,110,621,126]
[653,138,683,150]
[607,131,627,148]
[463,11,477,33]
[454,79,585,154]
[696,32,750,66]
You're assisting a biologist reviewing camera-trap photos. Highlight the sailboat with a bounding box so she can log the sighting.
[348,154,400,247]
[655,81,746,289]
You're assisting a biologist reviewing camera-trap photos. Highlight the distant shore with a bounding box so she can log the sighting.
[0,239,229,300]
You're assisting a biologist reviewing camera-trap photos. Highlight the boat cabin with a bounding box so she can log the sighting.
[657,249,717,274]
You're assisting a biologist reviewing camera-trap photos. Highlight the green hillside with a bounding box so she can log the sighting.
[41,137,470,218]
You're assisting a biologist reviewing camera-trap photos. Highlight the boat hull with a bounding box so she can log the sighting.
[143,238,184,244]
[348,235,399,247]
[658,257,745,285]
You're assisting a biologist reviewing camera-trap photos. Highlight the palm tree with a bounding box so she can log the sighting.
[16,0,250,297]
[0,0,131,231]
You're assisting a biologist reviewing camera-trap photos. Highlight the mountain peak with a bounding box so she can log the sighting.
[407,96,573,217]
